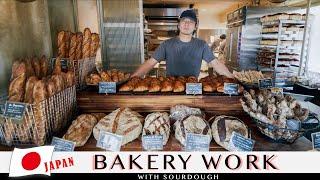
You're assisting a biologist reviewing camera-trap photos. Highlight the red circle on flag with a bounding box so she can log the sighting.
[21,152,41,171]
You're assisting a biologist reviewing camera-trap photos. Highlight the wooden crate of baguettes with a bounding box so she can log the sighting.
[57,28,100,90]
[0,55,77,146]
[63,105,249,151]
[85,70,244,94]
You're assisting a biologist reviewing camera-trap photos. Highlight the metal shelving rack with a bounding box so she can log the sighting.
[258,19,311,89]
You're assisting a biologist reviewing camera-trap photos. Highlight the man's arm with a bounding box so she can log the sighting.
[131,58,158,77]
[209,60,234,78]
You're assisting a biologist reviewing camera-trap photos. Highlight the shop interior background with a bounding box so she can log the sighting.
[0,0,319,96]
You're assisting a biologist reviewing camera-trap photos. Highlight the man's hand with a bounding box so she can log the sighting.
[209,60,234,78]
[131,58,158,77]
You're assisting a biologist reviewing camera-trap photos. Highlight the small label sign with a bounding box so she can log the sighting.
[259,78,273,89]
[0,130,4,140]
[311,132,320,150]
[51,137,76,152]
[4,101,26,121]
[99,82,117,94]
[97,131,123,151]
[286,119,301,131]
[60,58,69,71]
[0,103,4,116]
[185,133,210,152]
[224,83,239,95]
[186,83,202,95]
[142,135,164,151]
[228,132,255,151]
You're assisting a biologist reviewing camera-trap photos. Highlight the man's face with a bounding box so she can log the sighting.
[178,17,196,35]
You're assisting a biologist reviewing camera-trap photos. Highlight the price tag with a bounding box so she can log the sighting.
[223,83,239,95]
[228,132,255,151]
[0,130,4,140]
[186,83,202,95]
[185,133,210,152]
[286,119,301,130]
[60,58,69,71]
[99,82,117,94]
[96,131,123,151]
[271,87,283,95]
[0,103,4,117]
[4,101,26,122]
[142,135,163,151]
[311,132,320,150]
[51,137,76,152]
[258,78,273,89]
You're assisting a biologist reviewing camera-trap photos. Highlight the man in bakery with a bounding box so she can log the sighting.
[131,9,233,78]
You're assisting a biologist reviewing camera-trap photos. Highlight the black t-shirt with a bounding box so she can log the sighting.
[152,37,215,77]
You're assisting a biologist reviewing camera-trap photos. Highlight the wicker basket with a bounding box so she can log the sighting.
[73,57,96,90]
[251,113,320,143]
[0,86,77,147]
[51,57,96,91]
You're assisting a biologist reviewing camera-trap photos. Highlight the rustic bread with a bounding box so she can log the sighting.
[8,73,27,102]
[210,115,249,151]
[160,79,173,92]
[75,32,83,60]
[39,55,48,78]
[69,33,77,60]
[93,108,144,145]
[174,115,212,146]
[24,76,38,104]
[63,114,98,147]
[170,105,204,123]
[82,28,92,58]
[53,57,62,75]
[173,80,185,92]
[90,33,100,57]
[32,79,48,146]
[142,112,170,145]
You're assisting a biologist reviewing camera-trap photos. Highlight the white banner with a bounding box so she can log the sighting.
[0,151,320,174]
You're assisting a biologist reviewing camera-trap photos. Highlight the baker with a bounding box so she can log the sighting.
[131,9,233,78]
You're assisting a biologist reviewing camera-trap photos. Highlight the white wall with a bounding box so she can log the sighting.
[295,5,320,73]
[0,0,52,95]
[77,0,99,32]
[194,2,241,30]
[76,0,102,67]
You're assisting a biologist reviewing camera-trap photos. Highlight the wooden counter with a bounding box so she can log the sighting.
[76,91,244,115]
[0,92,312,151]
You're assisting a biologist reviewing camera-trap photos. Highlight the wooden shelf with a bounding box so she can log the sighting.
[75,115,312,151]
[0,93,312,151]
[76,91,244,115]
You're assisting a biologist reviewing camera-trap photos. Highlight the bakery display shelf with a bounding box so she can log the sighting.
[258,67,275,72]
[261,35,304,41]
[258,55,300,60]
[0,114,312,151]
[258,48,300,54]
[76,114,312,151]
[107,91,235,96]
[262,30,304,35]
[259,44,301,50]
[77,91,243,114]
[261,20,305,26]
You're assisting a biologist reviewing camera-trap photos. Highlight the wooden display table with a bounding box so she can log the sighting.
[0,92,312,151]
[74,115,312,151]
[76,91,243,115]
[74,91,312,151]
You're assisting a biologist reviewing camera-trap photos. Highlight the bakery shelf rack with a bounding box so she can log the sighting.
[258,18,311,89]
